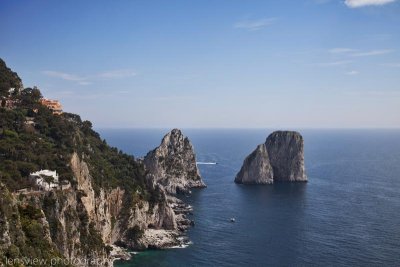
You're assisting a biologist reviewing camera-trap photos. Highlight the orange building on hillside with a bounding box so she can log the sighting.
[40,98,63,115]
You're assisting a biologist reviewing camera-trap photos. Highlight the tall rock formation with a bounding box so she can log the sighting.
[235,131,307,184]
[144,129,206,194]
[234,144,274,184]
[265,131,307,182]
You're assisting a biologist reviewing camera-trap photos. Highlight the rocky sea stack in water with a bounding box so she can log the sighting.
[235,144,274,184]
[235,131,307,184]
[144,128,206,194]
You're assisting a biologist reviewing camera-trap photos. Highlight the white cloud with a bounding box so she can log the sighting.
[97,69,136,79]
[344,0,397,8]
[329,48,393,57]
[78,81,92,86]
[382,62,400,67]
[351,49,393,57]
[42,71,86,82]
[318,60,353,66]
[329,48,357,54]
[43,69,137,85]
[234,18,276,31]
[346,70,360,75]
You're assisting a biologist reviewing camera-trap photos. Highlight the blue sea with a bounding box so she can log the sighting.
[98,129,400,267]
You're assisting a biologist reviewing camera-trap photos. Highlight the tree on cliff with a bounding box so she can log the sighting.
[20,87,42,107]
[0,58,22,97]
[42,175,55,189]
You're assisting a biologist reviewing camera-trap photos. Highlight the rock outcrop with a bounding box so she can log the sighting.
[0,152,188,266]
[68,152,180,251]
[144,129,206,194]
[141,129,205,248]
[0,132,204,266]
[235,131,307,184]
[265,131,307,182]
[234,144,273,184]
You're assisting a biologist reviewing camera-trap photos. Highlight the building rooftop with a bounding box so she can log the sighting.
[40,98,63,115]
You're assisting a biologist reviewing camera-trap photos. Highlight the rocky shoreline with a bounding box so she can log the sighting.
[109,245,132,263]
[136,196,194,250]
[113,196,194,265]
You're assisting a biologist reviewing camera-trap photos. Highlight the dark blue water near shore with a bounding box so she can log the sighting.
[98,129,400,267]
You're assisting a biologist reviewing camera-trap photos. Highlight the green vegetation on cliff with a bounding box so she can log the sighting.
[0,58,163,265]
[0,102,149,196]
[0,59,22,98]
[0,59,150,197]
[0,184,68,266]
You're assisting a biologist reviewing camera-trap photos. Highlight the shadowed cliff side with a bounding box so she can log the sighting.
[234,144,273,184]
[235,131,307,184]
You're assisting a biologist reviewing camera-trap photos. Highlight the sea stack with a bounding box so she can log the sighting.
[235,131,307,184]
[234,144,274,184]
[144,129,206,194]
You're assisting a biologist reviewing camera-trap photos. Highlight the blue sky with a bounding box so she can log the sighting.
[1,0,399,128]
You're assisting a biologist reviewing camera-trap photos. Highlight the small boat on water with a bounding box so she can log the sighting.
[230,218,236,223]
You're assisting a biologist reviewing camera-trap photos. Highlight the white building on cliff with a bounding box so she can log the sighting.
[29,170,59,191]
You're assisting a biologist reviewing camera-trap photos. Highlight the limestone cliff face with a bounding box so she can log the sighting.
[69,152,177,248]
[235,131,307,184]
[265,131,307,182]
[1,130,204,266]
[0,152,182,266]
[234,144,273,184]
[70,153,125,244]
[0,180,109,267]
[0,183,24,255]
[144,129,206,194]
[34,188,109,265]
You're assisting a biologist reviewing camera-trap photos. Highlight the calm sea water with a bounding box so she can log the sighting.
[98,129,400,267]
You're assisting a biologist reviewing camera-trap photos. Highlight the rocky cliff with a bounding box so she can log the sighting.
[1,151,182,266]
[0,125,201,266]
[144,129,206,194]
[265,131,307,182]
[69,152,178,246]
[0,60,204,266]
[234,144,274,184]
[235,131,307,184]
[0,150,195,266]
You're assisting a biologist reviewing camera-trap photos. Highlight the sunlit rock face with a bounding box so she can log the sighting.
[144,129,206,194]
[235,131,307,184]
[234,144,274,184]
